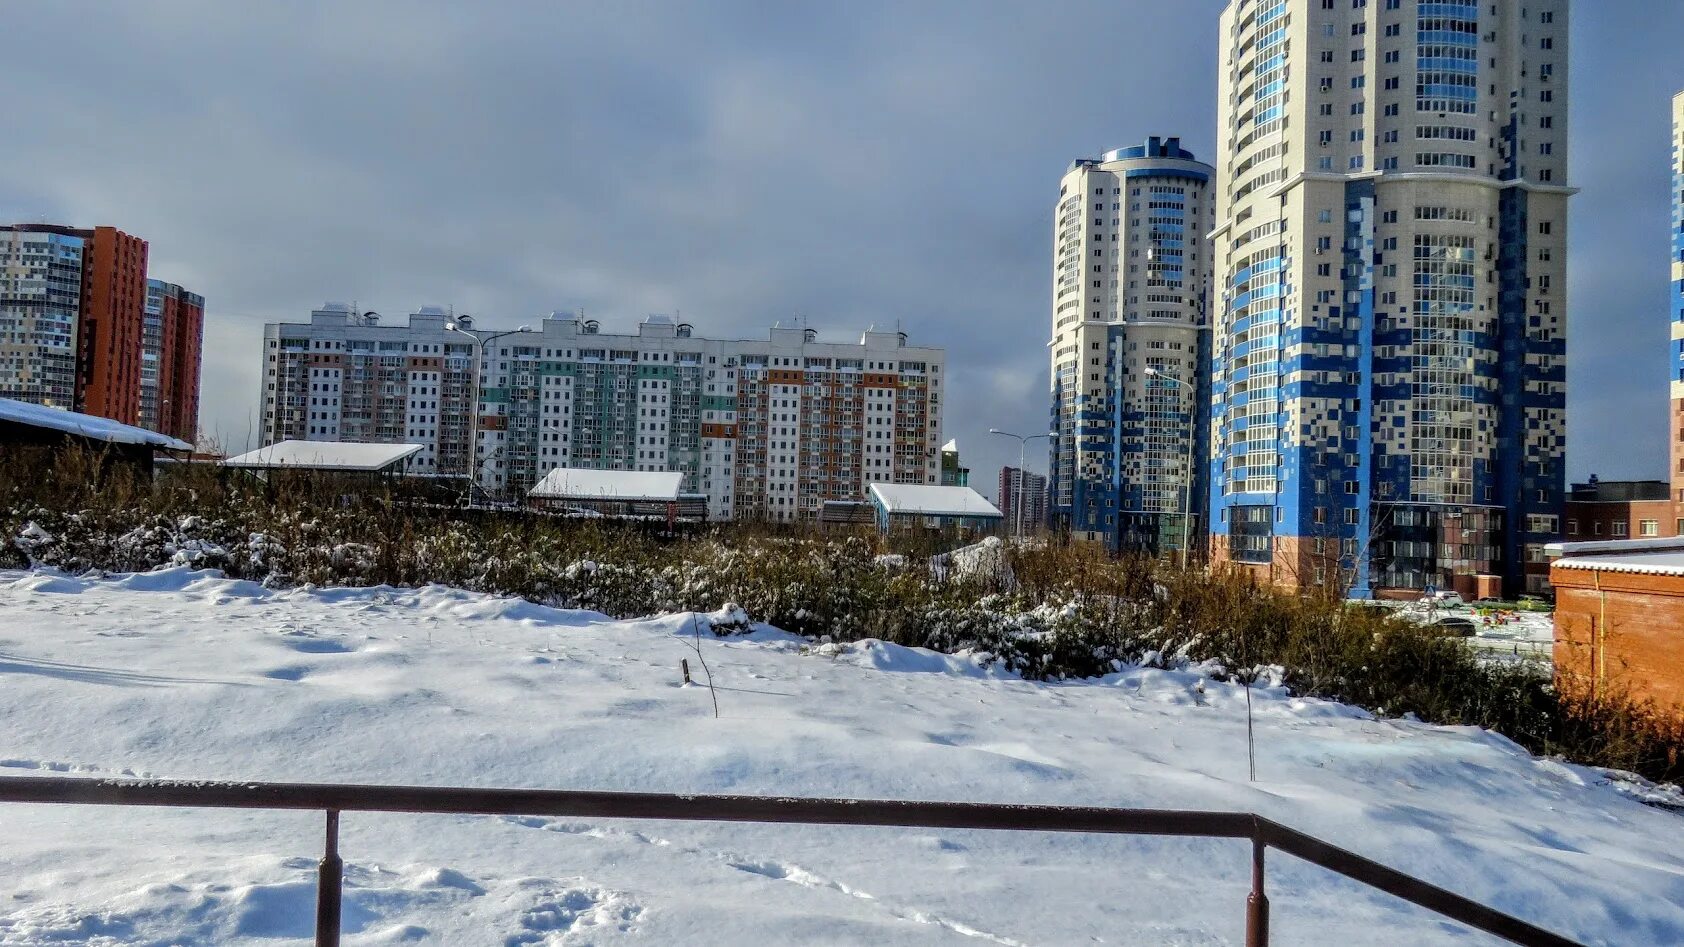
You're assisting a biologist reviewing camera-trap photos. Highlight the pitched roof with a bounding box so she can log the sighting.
[529,468,684,502]
[221,440,423,472]
[0,398,193,451]
[868,483,1003,518]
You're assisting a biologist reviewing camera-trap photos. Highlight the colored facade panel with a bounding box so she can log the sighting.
[1210,0,1571,597]
[1049,137,1215,556]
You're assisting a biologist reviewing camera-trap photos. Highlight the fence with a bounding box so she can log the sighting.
[0,775,1582,947]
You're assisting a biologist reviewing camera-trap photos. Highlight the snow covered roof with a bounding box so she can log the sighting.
[221,440,423,472]
[1553,551,1684,577]
[869,483,1003,518]
[0,398,192,451]
[529,467,684,502]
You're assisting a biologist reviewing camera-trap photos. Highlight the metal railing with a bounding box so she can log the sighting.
[0,776,1582,947]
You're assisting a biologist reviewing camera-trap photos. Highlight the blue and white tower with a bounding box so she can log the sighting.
[1210,0,1571,597]
[1049,138,1215,555]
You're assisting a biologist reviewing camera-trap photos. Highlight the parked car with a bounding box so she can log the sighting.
[1430,616,1478,637]
[1421,591,1465,608]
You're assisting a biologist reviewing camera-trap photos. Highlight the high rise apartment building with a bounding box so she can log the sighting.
[73,226,150,425]
[1209,0,1571,597]
[140,280,206,443]
[0,228,84,408]
[1671,91,1684,514]
[260,308,947,520]
[998,466,1048,533]
[1049,137,1215,555]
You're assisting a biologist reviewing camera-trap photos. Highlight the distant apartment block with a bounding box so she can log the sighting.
[140,280,205,443]
[259,308,947,520]
[1049,137,1215,556]
[261,304,479,478]
[0,223,199,440]
[0,228,84,408]
[998,466,1047,533]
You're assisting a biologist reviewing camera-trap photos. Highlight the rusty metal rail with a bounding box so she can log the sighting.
[0,776,1582,947]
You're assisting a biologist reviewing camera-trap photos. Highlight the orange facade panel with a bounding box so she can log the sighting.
[862,372,898,388]
[480,415,508,431]
[702,423,738,439]
[768,369,804,386]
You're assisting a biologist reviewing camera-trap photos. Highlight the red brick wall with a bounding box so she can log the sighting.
[1564,500,1677,542]
[1551,565,1684,716]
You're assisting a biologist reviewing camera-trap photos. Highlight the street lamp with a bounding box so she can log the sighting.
[1144,365,1197,569]
[445,320,532,503]
[988,428,1050,543]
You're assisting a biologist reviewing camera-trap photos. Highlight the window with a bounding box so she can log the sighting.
[1641,520,1660,537]
[1613,520,1629,538]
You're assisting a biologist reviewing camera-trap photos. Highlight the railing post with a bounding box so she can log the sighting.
[316,809,343,947]
[1247,835,1270,947]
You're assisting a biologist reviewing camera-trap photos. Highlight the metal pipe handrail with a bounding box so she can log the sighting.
[0,776,1581,947]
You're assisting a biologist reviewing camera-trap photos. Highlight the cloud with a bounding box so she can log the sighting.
[1,0,1677,494]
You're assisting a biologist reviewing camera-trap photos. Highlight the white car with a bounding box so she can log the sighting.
[1421,591,1464,608]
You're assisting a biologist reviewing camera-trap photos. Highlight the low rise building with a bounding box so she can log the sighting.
[868,483,1003,536]
[1550,538,1684,716]
[1564,477,1675,542]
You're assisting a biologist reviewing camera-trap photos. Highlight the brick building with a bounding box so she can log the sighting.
[1564,477,1677,543]
[1551,538,1684,716]
[140,280,205,443]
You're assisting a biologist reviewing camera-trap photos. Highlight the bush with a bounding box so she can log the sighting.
[3,445,1682,785]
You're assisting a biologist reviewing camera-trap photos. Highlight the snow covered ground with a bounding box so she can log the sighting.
[0,568,1680,946]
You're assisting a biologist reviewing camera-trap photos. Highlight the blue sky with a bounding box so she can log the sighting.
[1,1,1679,497]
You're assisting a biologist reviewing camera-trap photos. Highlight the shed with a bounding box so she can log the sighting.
[867,483,1004,535]
[528,468,703,522]
[222,440,424,474]
[0,398,192,474]
[1549,538,1684,716]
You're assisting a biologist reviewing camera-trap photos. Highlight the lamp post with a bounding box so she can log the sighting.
[988,428,1050,543]
[1144,366,1197,570]
[444,321,531,504]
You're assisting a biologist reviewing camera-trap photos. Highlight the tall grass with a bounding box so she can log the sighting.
[2,445,1682,785]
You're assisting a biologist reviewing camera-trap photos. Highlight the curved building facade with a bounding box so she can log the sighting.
[1049,137,1214,555]
[1210,0,1571,597]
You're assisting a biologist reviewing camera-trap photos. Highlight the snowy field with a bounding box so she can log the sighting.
[1,569,1681,945]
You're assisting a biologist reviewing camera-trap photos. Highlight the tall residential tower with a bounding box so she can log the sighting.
[1049,137,1214,555]
[1210,0,1571,597]
[1671,91,1684,519]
